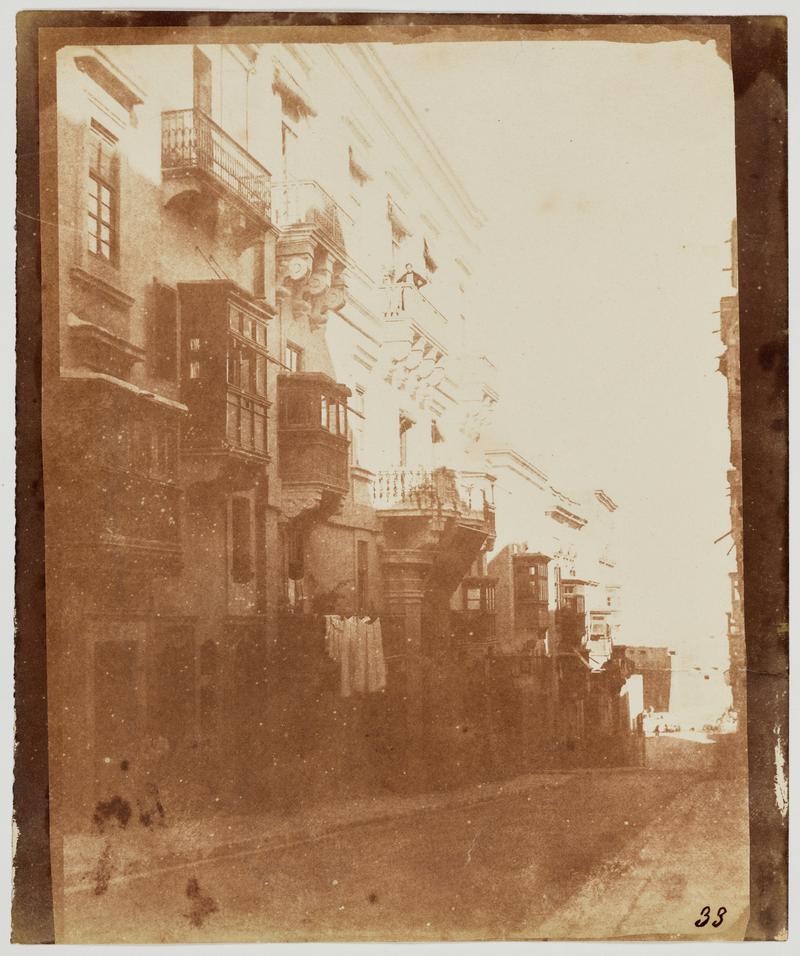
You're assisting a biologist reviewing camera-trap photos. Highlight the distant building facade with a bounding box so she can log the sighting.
[616,645,673,713]
[483,449,638,767]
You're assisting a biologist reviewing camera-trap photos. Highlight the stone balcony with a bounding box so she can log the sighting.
[271,180,351,328]
[271,179,352,259]
[371,466,495,539]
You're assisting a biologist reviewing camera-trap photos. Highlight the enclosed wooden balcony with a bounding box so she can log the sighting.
[178,281,272,464]
[555,599,588,650]
[277,373,351,516]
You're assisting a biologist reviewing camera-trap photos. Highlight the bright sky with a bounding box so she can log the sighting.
[378,37,737,707]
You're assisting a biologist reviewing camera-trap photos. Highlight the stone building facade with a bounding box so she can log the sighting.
[44,41,639,829]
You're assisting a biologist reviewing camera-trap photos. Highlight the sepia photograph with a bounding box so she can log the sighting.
[12,9,788,945]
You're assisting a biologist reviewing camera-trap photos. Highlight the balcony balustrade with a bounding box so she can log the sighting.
[372,466,495,529]
[161,108,271,222]
[271,180,352,255]
[384,283,449,341]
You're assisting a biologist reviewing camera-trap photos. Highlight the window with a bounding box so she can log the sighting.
[255,355,267,396]
[231,496,253,583]
[281,121,298,175]
[399,414,413,467]
[465,587,482,611]
[226,392,268,454]
[285,343,303,373]
[522,564,548,603]
[150,426,176,480]
[153,282,178,380]
[287,525,304,580]
[87,120,118,262]
[122,420,177,481]
[319,395,346,435]
[253,404,267,454]
[228,341,266,396]
[463,582,496,613]
[193,46,213,115]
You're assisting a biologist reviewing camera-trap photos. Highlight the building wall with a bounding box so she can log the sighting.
[48,40,506,820]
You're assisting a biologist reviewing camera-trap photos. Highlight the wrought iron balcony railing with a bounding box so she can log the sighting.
[161,108,272,220]
[271,180,352,254]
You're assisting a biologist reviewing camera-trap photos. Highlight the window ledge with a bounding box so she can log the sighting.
[74,51,145,112]
[70,266,134,311]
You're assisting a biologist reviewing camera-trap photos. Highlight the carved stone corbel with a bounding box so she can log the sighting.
[276,252,348,329]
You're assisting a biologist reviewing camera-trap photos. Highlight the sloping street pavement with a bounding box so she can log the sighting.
[59,760,749,943]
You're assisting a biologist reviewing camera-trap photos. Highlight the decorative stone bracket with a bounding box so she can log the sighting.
[162,175,268,256]
[277,249,347,331]
[460,392,497,443]
[384,334,446,411]
[280,485,345,522]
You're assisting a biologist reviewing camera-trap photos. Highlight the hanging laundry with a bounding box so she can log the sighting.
[324,615,386,697]
[365,618,387,693]
[351,617,369,693]
[324,615,351,698]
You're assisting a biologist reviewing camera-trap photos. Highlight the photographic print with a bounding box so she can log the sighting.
[13,11,788,944]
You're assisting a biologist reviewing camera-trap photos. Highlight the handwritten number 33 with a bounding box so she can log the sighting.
[695,906,726,928]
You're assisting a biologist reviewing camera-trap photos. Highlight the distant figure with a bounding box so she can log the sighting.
[397,262,428,289]
[396,262,428,308]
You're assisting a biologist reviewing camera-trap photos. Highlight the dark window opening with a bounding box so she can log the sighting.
[399,414,413,467]
[287,524,305,581]
[153,282,178,380]
[231,496,254,583]
[356,539,369,615]
[193,47,213,115]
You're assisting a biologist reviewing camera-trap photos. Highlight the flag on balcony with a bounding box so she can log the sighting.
[423,237,438,274]
[387,196,411,241]
[272,66,317,122]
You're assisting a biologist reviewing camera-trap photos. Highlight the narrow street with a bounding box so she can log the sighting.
[60,764,749,943]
